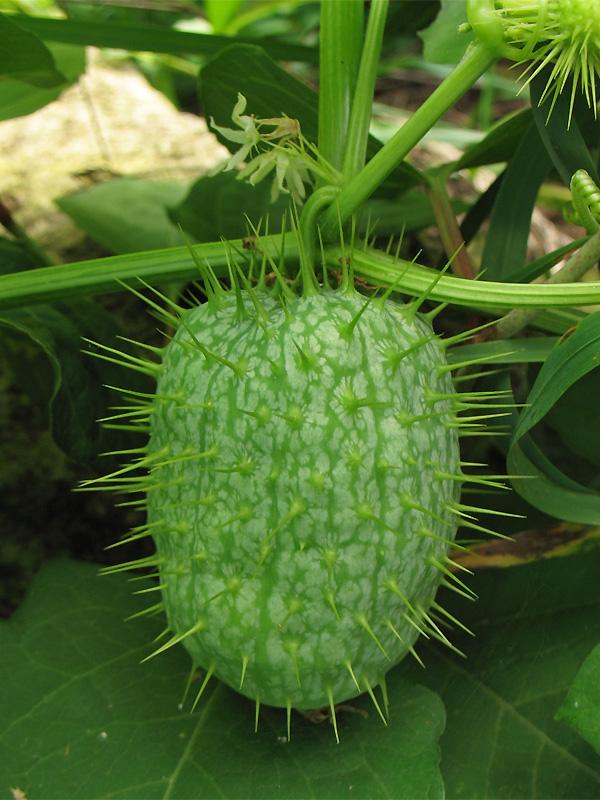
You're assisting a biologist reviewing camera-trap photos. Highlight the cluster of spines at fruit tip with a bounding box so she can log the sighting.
[82,224,516,733]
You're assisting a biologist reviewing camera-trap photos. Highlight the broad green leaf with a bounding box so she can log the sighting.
[480,121,552,280]
[169,171,291,243]
[544,369,600,468]
[0,559,445,799]
[57,179,190,255]
[0,12,65,88]
[459,168,503,245]
[0,42,84,121]
[404,551,600,799]
[557,644,600,755]
[419,0,472,65]
[0,301,148,470]
[200,43,320,145]
[0,237,41,275]
[361,189,467,238]
[385,1,440,37]
[508,309,600,523]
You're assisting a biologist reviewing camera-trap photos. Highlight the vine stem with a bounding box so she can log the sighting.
[0,235,298,311]
[319,41,497,241]
[484,230,600,340]
[332,243,600,310]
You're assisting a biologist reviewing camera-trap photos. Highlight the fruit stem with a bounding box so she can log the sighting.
[298,185,341,291]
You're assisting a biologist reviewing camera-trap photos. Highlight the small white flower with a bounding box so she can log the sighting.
[239,145,311,203]
[259,115,301,141]
[209,93,339,202]
[210,93,261,172]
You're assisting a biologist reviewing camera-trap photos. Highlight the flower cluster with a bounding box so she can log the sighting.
[210,93,337,203]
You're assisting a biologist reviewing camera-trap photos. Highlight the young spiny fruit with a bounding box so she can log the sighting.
[96,248,480,739]
[467,0,600,123]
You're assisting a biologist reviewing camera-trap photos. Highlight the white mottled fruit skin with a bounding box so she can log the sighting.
[147,289,461,709]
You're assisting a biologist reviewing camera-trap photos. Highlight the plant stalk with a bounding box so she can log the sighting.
[424,170,475,279]
[318,0,364,175]
[319,42,497,240]
[342,0,389,182]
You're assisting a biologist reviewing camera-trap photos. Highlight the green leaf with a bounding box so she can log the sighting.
[0,40,84,122]
[419,0,473,65]
[0,12,65,88]
[12,14,317,64]
[169,171,291,243]
[480,121,552,280]
[459,168,503,245]
[447,336,557,367]
[544,369,600,469]
[361,189,466,238]
[557,644,600,755]
[0,237,40,275]
[200,43,321,146]
[0,301,147,470]
[0,560,445,799]
[508,309,600,523]
[385,1,440,36]
[455,108,533,171]
[57,179,190,254]
[404,551,600,798]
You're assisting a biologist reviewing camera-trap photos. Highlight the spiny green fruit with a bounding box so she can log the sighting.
[467,0,600,122]
[95,250,487,738]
